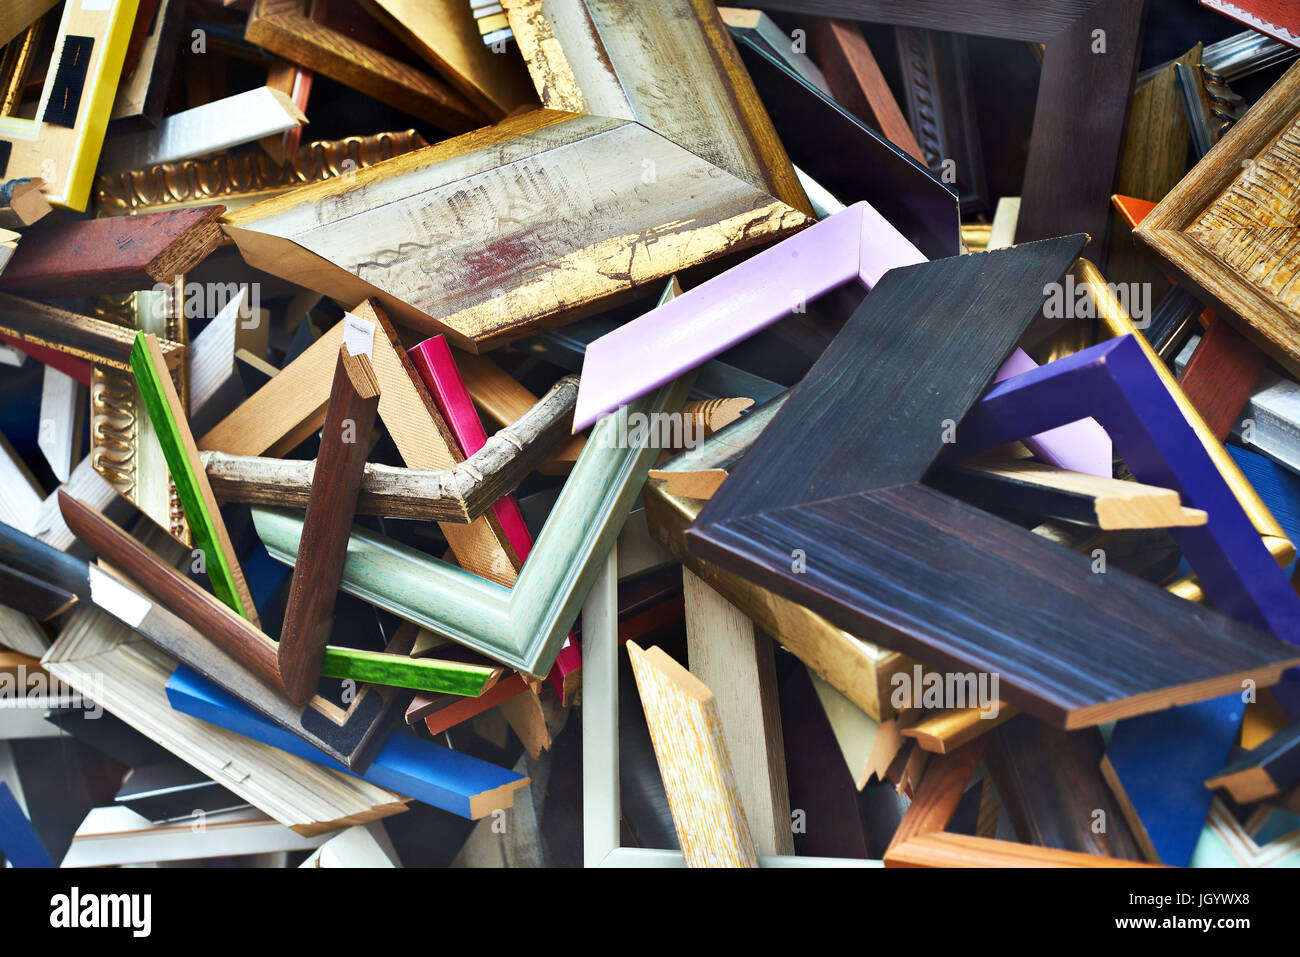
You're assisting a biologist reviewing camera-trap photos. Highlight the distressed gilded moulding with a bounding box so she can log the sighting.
[224,0,813,352]
[93,130,429,216]
[1136,58,1300,379]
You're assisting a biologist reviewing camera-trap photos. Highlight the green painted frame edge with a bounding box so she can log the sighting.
[130,331,250,619]
[318,646,494,696]
[581,548,880,867]
[253,375,695,677]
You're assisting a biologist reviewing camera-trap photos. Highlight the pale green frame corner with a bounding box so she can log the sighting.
[253,375,694,679]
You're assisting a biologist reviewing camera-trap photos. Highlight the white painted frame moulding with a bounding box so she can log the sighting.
[581,550,880,868]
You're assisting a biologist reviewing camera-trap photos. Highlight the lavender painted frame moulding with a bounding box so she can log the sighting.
[573,201,924,431]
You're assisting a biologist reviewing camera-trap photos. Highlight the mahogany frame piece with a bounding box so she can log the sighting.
[748,0,1149,253]
[686,240,1300,729]
[0,0,138,210]
[50,496,400,771]
[0,206,225,297]
[201,374,579,523]
[227,1,813,352]
[729,30,960,261]
[581,551,877,867]
[573,201,924,430]
[1136,59,1300,377]
[252,376,695,679]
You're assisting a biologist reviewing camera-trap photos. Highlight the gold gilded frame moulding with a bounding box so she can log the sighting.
[92,129,429,216]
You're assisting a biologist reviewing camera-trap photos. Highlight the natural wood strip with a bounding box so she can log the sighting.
[0,178,51,229]
[683,568,793,856]
[245,0,485,132]
[884,740,983,861]
[626,641,758,867]
[887,832,1165,868]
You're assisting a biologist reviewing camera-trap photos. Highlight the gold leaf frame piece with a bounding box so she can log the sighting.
[1136,58,1300,379]
[224,0,812,352]
[93,129,429,216]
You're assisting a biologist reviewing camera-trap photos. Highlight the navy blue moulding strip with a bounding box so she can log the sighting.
[0,782,55,868]
[43,35,95,128]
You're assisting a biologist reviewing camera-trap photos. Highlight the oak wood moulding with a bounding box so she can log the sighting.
[226,0,813,352]
[686,240,1300,730]
[243,0,486,132]
[1136,58,1300,378]
[755,0,1149,255]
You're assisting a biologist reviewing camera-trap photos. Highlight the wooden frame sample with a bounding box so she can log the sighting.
[1177,316,1269,442]
[244,0,486,133]
[1206,721,1300,803]
[808,19,924,162]
[729,32,959,261]
[1137,59,1300,377]
[38,364,83,483]
[0,0,138,210]
[954,334,1300,645]
[410,334,580,696]
[0,206,224,297]
[682,567,793,856]
[626,640,758,867]
[361,0,537,119]
[751,0,1148,253]
[0,177,50,229]
[717,7,831,94]
[929,459,1207,530]
[1192,798,1300,867]
[110,0,183,126]
[0,293,182,376]
[98,86,308,173]
[276,346,380,705]
[687,241,1300,730]
[573,200,923,430]
[94,129,428,216]
[165,665,530,820]
[227,0,813,352]
[199,303,520,587]
[581,552,875,867]
[644,449,912,723]
[45,605,408,835]
[252,375,695,679]
[893,26,989,214]
[131,332,258,626]
[201,374,579,523]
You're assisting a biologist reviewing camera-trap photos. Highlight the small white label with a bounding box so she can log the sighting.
[88,565,151,628]
[342,313,376,360]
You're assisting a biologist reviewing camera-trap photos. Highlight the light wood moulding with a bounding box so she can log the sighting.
[360,0,538,119]
[0,178,51,229]
[44,605,408,836]
[244,0,486,133]
[1136,59,1300,378]
[202,374,579,523]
